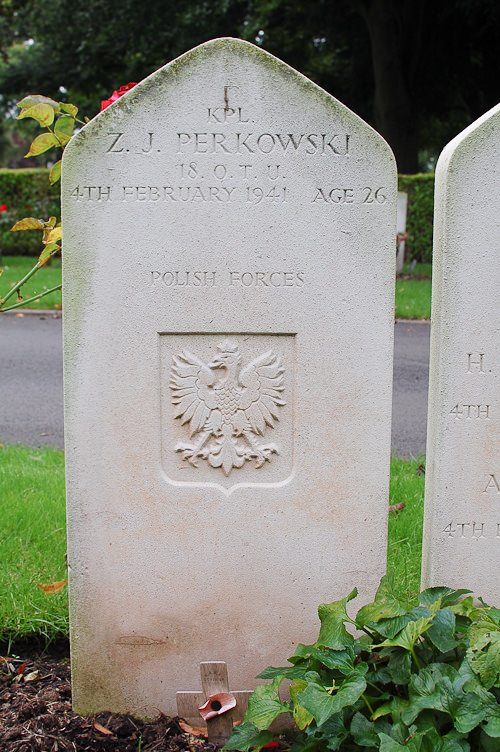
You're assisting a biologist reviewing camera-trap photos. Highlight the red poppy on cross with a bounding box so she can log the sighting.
[176,662,253,745]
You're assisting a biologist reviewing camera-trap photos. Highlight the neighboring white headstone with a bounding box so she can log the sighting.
[62,38,397,718]
[422,103,500,603]
[396,191,408,275]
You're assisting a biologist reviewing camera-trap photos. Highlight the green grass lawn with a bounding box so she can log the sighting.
[0,444,425,645]
[0,255,62,311]
[387,455,426,602]
[395,262,431,320]
[395,278,431,319]
[0,444,67,647]
[0,256,432,318]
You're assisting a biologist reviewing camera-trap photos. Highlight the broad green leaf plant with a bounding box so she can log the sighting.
[224,577,500,751]
[0,94,83,312]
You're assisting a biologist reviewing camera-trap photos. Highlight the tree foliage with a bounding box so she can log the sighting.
[0,0,499,171]
[0,0,248,117]
[242,0,500,171]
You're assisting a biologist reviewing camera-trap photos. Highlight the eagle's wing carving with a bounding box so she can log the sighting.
[238,349,286,435]
[169,351,217,437]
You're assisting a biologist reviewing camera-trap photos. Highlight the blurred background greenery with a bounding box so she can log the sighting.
[0,0,499,173]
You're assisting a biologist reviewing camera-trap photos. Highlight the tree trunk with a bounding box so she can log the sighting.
[356,0,424,173]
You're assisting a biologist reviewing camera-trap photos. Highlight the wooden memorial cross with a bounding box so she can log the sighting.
[176,662,253,745]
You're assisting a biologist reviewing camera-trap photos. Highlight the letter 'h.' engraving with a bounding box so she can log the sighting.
[467,352,485,372]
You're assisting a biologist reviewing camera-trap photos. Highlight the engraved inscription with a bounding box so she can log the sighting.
[151,270,305,288]
[169,339,286,476]
[176,132,350,156]
[312,187,387,204]
[207,86,251,123]
[107,132,124,152]
[207,106,250,123]
[244,186,287,204]
[151,271,217,287]
[443,522,487,539]
[117,184,286,204]
[91,88,395,213]
[70,186,112,200]
[483,474,500,493]
[449,404,490,419]
[228,271,304,287]
[106,132,158,154]
[69,182,389,207]
[68,184,288,204]
[467,352,487,373]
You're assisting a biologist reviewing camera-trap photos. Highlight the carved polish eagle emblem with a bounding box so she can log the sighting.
[169,339,286,476]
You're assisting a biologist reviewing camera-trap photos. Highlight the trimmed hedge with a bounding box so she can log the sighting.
[0,169,60,256]
[398,173,435,263]
[0,169,435,262]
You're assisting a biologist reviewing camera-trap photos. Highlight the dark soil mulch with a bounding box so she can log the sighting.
[1,644,218,752]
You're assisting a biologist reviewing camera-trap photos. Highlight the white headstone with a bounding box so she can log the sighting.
[422,103,500,603]
[396,191,408,275]
[62,38,397,717]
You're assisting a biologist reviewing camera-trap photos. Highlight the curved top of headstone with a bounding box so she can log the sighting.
[435,101,500,179]
[433,101,500,268]
[64,36,395,165]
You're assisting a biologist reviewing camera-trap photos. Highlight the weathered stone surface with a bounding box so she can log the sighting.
[62,38,396,717]
[422,103,500,604]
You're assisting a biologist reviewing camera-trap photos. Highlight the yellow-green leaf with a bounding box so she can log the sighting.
[370,701,393,720]
[375,617,432,651]
[10,217,44,231]
[59,102,78,117]
[17,103,55,127]
[49,160,62,185]
[39,243,60,265]
[54,115,75,145]
[290,680,314,730]
[245,681,289,730]
[17,95,60,112]
[46,226,62,243]
[317,588,358,649]
[25,132,59,157]
[45,216,57,228]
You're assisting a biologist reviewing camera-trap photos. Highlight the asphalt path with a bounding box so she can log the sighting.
[391,320,430,458]
[0,313,430,458]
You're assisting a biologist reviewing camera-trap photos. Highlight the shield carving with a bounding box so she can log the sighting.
[159,333,295,494]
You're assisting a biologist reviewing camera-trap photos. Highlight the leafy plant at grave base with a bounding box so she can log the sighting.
[224,576,500,752]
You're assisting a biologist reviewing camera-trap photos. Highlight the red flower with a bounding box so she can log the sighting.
[100,83,138,112]
[0,204,7,212]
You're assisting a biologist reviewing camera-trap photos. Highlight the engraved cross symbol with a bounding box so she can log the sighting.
[176,661,253,745]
